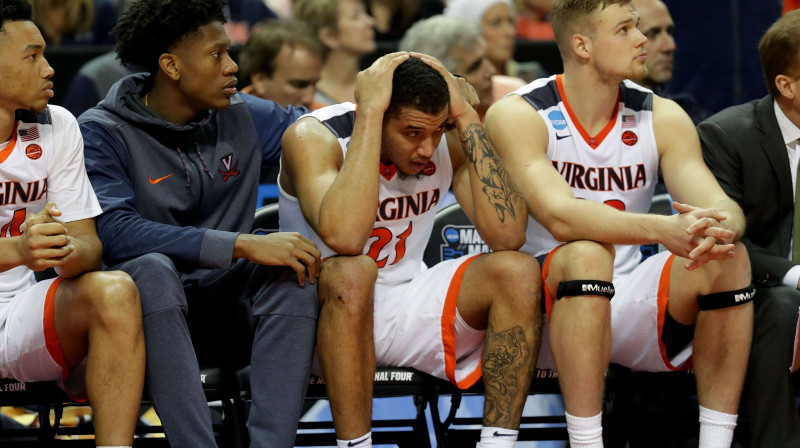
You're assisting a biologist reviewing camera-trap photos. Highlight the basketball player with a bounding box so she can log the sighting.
[279,53,542,448]
[0,1,144,446]
[78,1,320,447]
[485,1,754,447]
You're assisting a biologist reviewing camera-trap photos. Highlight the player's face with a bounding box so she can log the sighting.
[334,0,376,56]
[588,3,648,82]
[481,2,516,68]
[0,21,54,114]
[452,40,496,109]
[170,22,238,112]
[251,43,322,109]
[381,106,449,177]
[635,0,675,87]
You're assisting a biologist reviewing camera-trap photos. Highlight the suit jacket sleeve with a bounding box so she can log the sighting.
[699,117,795,287]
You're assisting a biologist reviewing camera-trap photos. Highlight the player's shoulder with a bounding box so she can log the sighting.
[15,105,77,134]
[620,80,653,112]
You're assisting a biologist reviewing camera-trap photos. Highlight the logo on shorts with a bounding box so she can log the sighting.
[25,144,42,160]
[439,225,490,261]
[621,130,638,146]
[548,110,568,130]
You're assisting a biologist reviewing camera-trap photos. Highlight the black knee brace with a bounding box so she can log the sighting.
[697,285,756,311]
[556,280,615,300]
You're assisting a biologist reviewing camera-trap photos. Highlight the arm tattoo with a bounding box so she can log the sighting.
[482,324,534,428]
[460,122,523,223]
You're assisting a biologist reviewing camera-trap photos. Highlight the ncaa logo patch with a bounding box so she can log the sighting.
[548,110,568,130]
[25,144,42,160]
[439,224,490,261]
[621,130,638,146]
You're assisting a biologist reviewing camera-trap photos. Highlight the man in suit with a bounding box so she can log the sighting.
[697,10,800,448]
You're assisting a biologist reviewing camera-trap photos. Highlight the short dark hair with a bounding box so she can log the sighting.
[759,9,800,98]
[238,19,325,81]
[0,0,32,34]
[112,0,227,73]
[386,57,449,120]
[550,0,632,59]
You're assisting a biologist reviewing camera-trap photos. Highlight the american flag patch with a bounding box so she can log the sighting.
[621,115,636,128]
[20,126,39,141]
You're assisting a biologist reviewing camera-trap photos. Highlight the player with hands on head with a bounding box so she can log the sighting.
[279,51,542,448]
[485,0,754,447]
[77,0,320,446]
[0,1,144,446]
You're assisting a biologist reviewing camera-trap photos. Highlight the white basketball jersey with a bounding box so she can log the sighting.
[0,106,102,300]
[279,103,453,287]
[515,75,659,279]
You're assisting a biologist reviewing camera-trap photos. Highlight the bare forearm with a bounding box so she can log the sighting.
[56,235,103,278]
[0,238,24,273]
[713,198,745,241]
[457,116,527,249]
[547,198,664,245]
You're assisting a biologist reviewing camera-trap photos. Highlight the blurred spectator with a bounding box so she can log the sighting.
[514,0,553,40]
[30,0,118,45]
[265,0,294,18]
[223,0,278,44]
[365,0,441,41]
[238,19,325,109]
[62,51,143,117]
[295,0,376,107]
[400,15,527,121]
[444,0,541,81]
[631,0,707,124]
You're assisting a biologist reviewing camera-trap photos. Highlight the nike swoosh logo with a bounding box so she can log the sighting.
[493,431,516,437]
[149,174,173,184]
[348,435,370,447]
[555,134,571,140]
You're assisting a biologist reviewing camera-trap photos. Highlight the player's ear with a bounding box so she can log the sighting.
[573,33,591,61]
[158,53,181,81]
[775,74,796,100]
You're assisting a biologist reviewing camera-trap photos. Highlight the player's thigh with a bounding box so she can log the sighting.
[0,278,66,382]
[54,271,140,367]
[373,256,486,384]
[609,251,684,371]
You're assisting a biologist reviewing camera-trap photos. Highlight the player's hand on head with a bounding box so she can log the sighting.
[236,232,321,286]
[355,51,409,115]
[412,52,478,123]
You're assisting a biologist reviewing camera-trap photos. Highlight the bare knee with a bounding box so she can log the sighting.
[81,271,142,331]
[318,255,377,314]
[479,251,541,315]
[550,240,615,283]
[715,242,751,288]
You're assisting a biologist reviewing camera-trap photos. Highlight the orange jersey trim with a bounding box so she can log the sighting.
[43,278,68,378]
[43,278,88,402]
[0,122,19,165]
[441,254,483,389]
[555,74,620,149]
[540,244,566,322]
[655,254,690,371]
